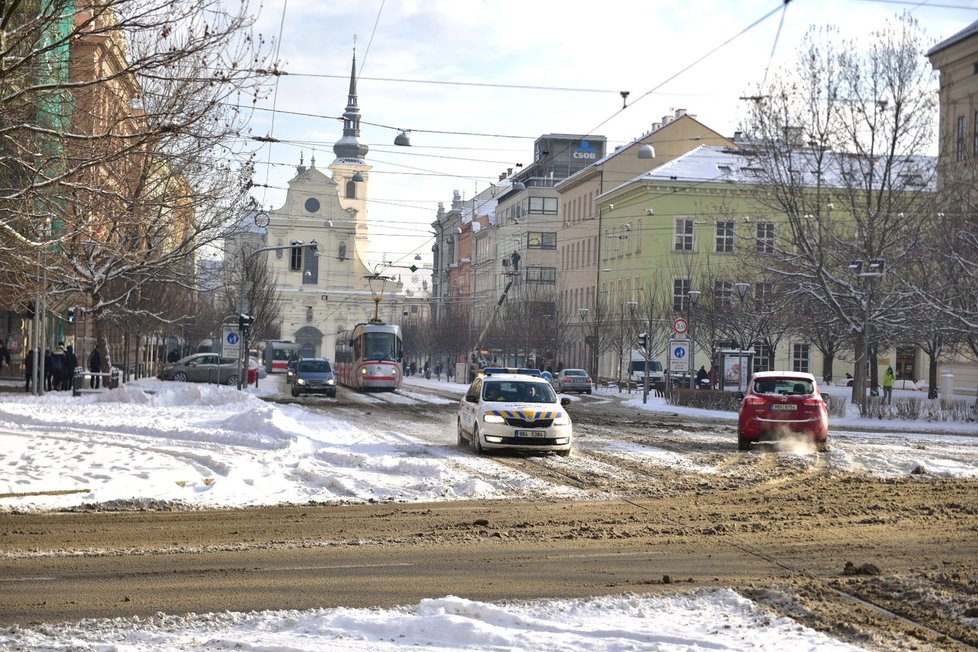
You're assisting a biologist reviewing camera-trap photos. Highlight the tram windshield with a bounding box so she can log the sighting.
[362,331,401,361]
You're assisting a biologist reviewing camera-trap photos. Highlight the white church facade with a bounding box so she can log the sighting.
[250,52,402,359]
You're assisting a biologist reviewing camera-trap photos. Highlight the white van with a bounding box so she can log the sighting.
[629,358,664,384]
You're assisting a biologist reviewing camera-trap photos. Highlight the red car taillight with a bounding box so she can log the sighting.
[743,396,766,407]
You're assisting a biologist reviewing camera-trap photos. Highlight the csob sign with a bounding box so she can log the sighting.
[572,140,599,160]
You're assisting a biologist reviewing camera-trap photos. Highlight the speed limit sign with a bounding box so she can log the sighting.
[673,318,689,335]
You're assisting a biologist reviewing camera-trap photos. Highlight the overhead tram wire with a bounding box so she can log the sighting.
[588,2,791,135]
[257,0,290,209]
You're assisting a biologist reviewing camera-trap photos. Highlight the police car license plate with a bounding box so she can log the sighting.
[515,430,547,438]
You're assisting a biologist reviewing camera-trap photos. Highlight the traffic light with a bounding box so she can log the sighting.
[638,332,647,349]
[67,308,75,323]
[238,313,254,331]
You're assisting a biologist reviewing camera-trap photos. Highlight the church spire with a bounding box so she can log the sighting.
[332,41,369,163]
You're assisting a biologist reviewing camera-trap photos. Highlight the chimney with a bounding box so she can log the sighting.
[674,108,687,118]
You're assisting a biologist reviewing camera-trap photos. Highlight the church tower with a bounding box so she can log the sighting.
[257,47,402,360]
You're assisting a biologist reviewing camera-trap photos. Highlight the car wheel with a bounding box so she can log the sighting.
[173,372,188,382]
[456,419,467,447]
[471,424,484,455]
[226,374,239,386]
[291,384,300,398]
[586,390,592,395]
[816,439,830,453]
[328,390,336,398]
[556,448,571,458]
[737,433,751,451]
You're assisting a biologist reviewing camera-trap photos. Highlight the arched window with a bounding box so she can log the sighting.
[338,241,347,261]
[346,180,356,199]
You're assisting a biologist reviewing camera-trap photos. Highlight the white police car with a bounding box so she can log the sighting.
[457,368,573,457]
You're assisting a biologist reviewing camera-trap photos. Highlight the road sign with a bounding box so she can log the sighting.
[669,339,690,373]
[673,318,689,335]
[222,326,241,358]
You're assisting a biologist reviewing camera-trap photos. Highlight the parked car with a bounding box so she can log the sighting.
[250,357,267,379]
[458,368,572,457]
[552,368,593,394]
[736,371,829,451]
[290,357,337,398]
[158,353,257,386]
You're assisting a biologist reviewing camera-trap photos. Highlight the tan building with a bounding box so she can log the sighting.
[927,19,978,395]
[553,110,734,373]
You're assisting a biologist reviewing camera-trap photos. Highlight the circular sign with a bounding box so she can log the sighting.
[226,332,240,345]
[673,318,689,334]
[673,345,686,359]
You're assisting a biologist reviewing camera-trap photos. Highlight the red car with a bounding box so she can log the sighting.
[737,371,829,451]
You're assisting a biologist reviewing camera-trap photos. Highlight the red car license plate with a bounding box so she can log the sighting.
[771,404,798,411]
[515,430,547,438]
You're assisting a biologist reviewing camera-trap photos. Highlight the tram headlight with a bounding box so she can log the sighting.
[360,367,368,376]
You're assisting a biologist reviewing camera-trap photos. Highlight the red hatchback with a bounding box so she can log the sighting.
[737,371,829,451]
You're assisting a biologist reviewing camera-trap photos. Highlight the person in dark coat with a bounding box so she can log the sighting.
[167,349,180,363]
[65,345,78,391]
[25,348,35,392]
[89,347,102,389]
[44,348,54,391]
[49,343,68,391]
[696,365,708,389]
[0,339,10,375]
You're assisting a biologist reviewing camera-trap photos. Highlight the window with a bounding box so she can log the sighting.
[526,231,556,249]
[715,220,734,253]
[957,115,966,161]
[754,344,774,372]
[528,196,558,215]
[306,306,313,323]
[973,111,978,157]
[791,343,810,373]
[525,266,556,284]
[754,282,773,308]
[338,241,347,261]
[756,222,775,255]
[713,279,733,310]
[289,243,303,271]
[673,278,691,312]
[346,180,357,199]
[674,218,694,251]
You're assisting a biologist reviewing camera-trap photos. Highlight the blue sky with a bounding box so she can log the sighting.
[243,0,977,274]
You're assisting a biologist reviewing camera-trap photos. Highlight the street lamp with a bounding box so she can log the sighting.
[688,290,701,389]
[236,241,319,390]
[848,259,885,409]
[734,282,750,393]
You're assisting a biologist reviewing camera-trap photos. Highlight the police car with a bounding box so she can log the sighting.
[457,368,573,457]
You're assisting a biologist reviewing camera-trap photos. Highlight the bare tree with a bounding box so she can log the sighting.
[739,13,937,405]
[1,0,274,361]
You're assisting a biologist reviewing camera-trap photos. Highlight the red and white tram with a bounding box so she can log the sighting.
[334,322,403,391]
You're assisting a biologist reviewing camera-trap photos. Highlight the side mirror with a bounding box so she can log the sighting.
[560,397,571,406]
[734,392,745,401]
[464,394,479,403]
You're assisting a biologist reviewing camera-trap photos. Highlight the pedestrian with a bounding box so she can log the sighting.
[696,365,708,389]
[24,348,34,392]
[65,344,78,391]
[50,342,67,391]
[435,361,442,381]
[167,349,180,363]
[89,347,102,389]
[882,366,895,405]
[708,366,718,390]
[0,338,10,375]
[44,348,54,391]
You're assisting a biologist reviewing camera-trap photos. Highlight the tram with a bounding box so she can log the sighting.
[334,322,403,391]
[264,340,301,374]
